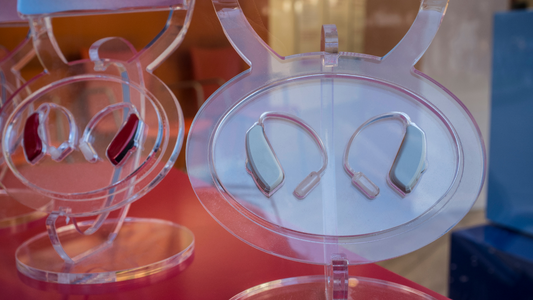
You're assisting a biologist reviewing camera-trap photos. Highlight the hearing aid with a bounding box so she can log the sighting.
[344,112,427,199]
[79,102,145,167]
[245,112,328,199]
[23,103,78,164]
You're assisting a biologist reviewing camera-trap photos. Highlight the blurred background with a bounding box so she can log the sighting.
[1,0,532,297]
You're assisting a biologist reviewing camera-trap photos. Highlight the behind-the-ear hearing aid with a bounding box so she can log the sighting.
[343,112,427,199]
[23,103,77,164]
[79,102,145,167]
[245,112,328,199]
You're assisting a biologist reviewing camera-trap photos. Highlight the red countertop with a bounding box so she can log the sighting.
[0,168,449,299]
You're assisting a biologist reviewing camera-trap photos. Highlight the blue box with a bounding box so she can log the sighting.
[487,10,533,235]
[449,225,533,300]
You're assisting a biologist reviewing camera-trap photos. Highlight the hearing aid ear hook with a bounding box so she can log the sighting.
[23,103,78,165]
[245,112,328,199]
[343,112,428,199]
[79,102,145,167]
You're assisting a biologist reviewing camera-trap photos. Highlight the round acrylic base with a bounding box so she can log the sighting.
[231,275,436,300]
[15,217,194,284]
[0,193,45,230]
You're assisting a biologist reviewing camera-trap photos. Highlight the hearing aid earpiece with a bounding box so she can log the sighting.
[344,112,427,199]
[23,112,45,164]
[388,123,427,195]
[245,112,328,199]
[245,124,284,197]
[79,103,145,167]
[23,103,78,164]
[106,113,142,166]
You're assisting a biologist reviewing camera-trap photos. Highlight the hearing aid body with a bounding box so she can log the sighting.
[388,123,427,196]
[23,112,44,164]
[23,103,78,165]
[106,113,142,166]
[344,112,427,199]
[245,112,327,199]
[245,124,284,197]
[79,102,145,167]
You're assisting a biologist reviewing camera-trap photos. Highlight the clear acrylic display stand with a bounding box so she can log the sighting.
[187,0,486,299]
[1,0,195,284]
[231,276,437,300]
[0,0,45,232]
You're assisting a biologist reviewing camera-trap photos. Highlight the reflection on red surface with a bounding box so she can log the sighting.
[17,254,193,295]
[0,169,449,299]
[0,209,45,235]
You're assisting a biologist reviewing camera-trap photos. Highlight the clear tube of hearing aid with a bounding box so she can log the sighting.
[352,172,380,200]
[294,171,321,199]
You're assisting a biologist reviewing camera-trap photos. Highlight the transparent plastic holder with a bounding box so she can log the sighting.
[187,0,485,298]
[2,0,196,284]
[230,275,437,300]
[0,0,45,231]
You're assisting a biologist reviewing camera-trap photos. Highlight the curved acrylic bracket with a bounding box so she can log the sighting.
[89,37,138,72]
[0,35,35,106]
[213,0,448,71]
[213,0,280,70]
[135,6,195,73]
[24,2,194,73]
[28,17,69,72]
[382,0,448,68]
[46,204,130,265]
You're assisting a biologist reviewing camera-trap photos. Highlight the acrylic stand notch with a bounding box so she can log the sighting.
[321,24,339,67]
[327,254,349,300]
